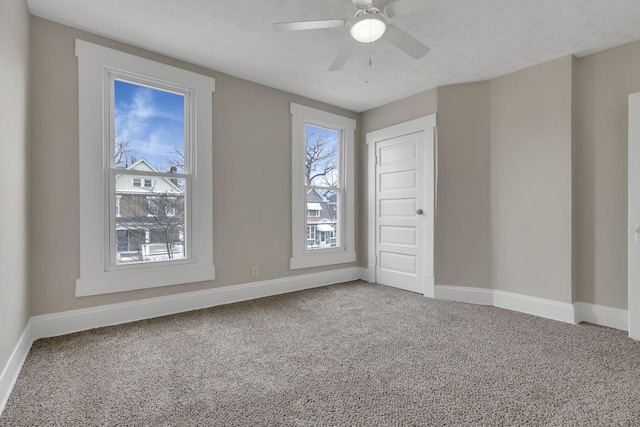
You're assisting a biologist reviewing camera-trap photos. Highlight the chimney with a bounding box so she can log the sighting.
[169,165,178,186]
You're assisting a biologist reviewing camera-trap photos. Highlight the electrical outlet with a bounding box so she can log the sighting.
[251,266,259,278]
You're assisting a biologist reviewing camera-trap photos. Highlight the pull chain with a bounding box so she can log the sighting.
[365,20,373,84]
[365,32,373,84]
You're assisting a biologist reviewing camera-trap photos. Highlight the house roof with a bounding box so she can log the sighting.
[306,189,335,222]
[116,158,183,194]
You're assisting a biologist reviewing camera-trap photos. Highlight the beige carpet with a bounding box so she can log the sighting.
[2,281,640,426]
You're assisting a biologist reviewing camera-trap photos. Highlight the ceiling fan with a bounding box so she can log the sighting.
[273,0,430,71]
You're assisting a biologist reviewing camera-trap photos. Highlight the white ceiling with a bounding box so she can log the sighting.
[27,0,640,112]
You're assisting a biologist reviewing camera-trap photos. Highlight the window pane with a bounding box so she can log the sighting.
[306,189,339,250]
[115,173,186,264]
[114,80,185,173]
[305,124,339,187]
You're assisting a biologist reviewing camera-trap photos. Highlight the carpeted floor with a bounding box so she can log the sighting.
[2,281,640,426]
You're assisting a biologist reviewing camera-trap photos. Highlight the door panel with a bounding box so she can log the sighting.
[379,142,416,165]
[379,226,417,246]
[380,198,416,218]
[376,132,424,293]
[379,251,417,275]
[379,170,417,191]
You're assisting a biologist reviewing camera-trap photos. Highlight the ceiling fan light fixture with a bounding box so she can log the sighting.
[350,12,387,43]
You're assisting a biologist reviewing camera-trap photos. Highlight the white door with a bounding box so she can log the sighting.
[367,115,435,296]
[629,93,640,340]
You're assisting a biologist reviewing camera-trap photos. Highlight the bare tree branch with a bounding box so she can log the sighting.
[164,145,185,171]
[114,132,137,168]
[305,133,338,187]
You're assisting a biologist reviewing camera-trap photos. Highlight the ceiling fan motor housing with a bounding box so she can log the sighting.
[351,8,387,43]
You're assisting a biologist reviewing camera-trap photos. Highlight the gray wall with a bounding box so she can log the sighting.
[490,56,573,303]
[361,59,574,303]
[28,17,359,316]
[0,0,30,372]
[574,41,640,309]
[436,82,492,288]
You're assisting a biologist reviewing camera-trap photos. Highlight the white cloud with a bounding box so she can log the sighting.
[114,84,184,170]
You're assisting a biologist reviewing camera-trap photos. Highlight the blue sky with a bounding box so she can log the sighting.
[305,124,339,187]
[114,80,185,172]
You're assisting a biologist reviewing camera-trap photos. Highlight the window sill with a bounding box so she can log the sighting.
[290,250,355,270]
[76,263,215,297]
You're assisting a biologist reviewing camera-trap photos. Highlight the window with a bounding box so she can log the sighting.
[290,103,356,269]
[165,198,176,217]
[148,197,160,216]
[132,179,153,188]
[307,202,322,217]
[76,39,215,296]
[307,226,316,241]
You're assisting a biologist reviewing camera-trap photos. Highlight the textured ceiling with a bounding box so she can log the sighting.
[27,0,640,112]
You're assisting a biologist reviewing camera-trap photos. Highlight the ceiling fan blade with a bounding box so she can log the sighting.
[386,0,426,18]
[273,19,347,32]
[384,25,430,59]
[328,44,355,71]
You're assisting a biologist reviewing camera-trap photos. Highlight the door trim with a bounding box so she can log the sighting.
[366,114,436,297]
[629,93,640,340]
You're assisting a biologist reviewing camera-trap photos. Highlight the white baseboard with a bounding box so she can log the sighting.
[358,267,370,282]
[493,290,575,324]
[434,285,493,305]
[364,264,376,283]
[574,302,629,331]
[1,268,362,417]
[30,267,361,340]
[435,285,632,329]
[0,322,32,415]
[434,285,575,324]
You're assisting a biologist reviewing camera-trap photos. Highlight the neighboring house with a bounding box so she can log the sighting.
[115,159,185,263]
[306,189,337,249]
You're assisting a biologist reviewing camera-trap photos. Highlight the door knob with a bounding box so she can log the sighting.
[416,209,424,215]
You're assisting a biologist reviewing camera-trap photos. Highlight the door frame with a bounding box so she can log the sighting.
[628,93,640,340]
[366,114,436,297]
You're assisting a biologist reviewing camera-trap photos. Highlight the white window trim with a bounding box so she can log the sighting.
[76,39,215,297]
[290,103,356,269]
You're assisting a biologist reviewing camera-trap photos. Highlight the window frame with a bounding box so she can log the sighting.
[76,39,215,297]
[290,103,356,269]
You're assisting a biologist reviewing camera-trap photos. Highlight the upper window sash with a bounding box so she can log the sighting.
[106,71,193,173]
